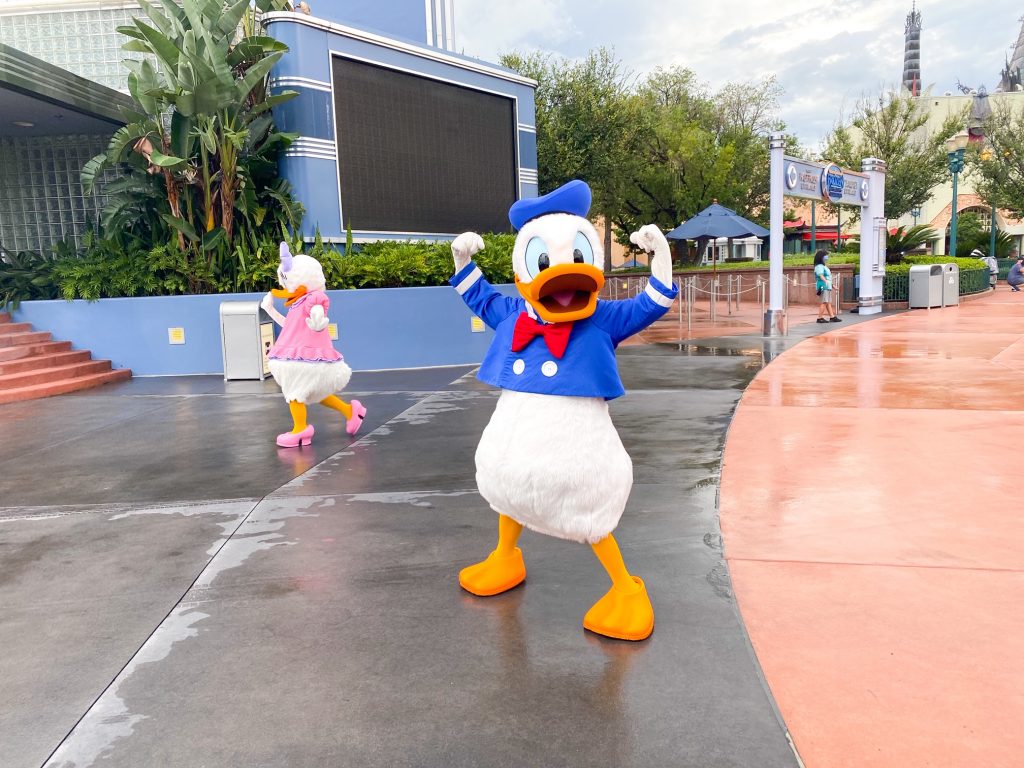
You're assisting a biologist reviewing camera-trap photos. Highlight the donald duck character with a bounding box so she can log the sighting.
[261,242,367,447]
[450,179,678,641]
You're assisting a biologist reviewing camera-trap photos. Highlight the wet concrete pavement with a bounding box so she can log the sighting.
[721,291,1024,767]
[1,317,877,768]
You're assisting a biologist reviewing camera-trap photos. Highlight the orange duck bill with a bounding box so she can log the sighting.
[517,263,605,323]
[271,285,308,306]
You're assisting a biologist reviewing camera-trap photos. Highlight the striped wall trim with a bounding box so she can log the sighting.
[269,76,333,92]
[284,137,338,161]
[263,12,536,87]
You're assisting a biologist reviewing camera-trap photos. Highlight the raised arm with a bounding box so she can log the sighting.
[592,225,679,345]
[449,232,522,329]
[260,292,287,327]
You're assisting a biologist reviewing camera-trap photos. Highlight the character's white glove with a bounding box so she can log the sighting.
[306,304,330,332]
[630,224,673,287]
[261,292,286,327]
[452,232,484,271]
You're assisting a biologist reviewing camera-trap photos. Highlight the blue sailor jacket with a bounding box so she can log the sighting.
[450,261,678,399]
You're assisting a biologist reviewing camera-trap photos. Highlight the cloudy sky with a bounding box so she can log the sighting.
[456,0,1023,149]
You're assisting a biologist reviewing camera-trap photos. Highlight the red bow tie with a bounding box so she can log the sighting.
[511,313,574,358]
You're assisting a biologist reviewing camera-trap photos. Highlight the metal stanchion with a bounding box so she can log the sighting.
[687,278,694,336]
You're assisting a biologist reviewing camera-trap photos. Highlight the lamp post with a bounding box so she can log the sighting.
[911,206,921,226]
[946,130,969,257]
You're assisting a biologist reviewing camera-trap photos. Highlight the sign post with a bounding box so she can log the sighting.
[766,133,887,335]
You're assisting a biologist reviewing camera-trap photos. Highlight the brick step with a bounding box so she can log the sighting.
[0,350,92,376]
[0,340,72,362]
[0,359,113,390]
[0,322,32,334]
[0,368,132,404]
[0,330,52,348]
[0,312,10,323]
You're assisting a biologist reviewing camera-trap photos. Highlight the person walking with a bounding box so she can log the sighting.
[813,250,841,322]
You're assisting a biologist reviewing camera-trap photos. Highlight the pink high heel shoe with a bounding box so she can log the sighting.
[276,424,314,448]
[346,400,367,435]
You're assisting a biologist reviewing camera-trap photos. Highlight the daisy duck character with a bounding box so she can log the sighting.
[450,179,678,641]
[261,242,366,447]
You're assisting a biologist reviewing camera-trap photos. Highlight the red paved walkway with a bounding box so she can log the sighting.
[720,290,1024,767]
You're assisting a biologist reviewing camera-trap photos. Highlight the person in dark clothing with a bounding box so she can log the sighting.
[1008,257,1024,292]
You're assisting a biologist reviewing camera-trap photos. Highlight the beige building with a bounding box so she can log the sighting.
[891,91,1024,255]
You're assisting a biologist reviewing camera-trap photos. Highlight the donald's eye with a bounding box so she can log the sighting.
[573,232,595,265]
[525,237,550,278]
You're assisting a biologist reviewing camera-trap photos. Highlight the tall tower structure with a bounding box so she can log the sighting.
[903,2,923,96]
[997,17,1024,92]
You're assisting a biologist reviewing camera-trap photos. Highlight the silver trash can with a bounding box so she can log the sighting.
[908,264,943,308]
[220,301,275,380]
[942,263,960,306]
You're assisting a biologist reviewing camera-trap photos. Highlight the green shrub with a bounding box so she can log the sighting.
[885,256,986,276]
[2,231,521,304]
[0,245,61,309]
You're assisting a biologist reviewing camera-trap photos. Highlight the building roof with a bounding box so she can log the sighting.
[0,43,132,136]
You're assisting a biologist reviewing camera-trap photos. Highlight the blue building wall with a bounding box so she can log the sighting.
[13,285,519,376]
[264,12,538,244]
[304,0,429,46]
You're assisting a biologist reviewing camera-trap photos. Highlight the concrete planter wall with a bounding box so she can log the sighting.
[13,284,518,376]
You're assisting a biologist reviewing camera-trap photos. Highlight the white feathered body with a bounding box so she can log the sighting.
[267,358,351,403]
[475,389,632,544]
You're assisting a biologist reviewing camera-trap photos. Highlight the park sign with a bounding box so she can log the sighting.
[783,156,870,207]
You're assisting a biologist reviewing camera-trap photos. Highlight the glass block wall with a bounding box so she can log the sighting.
[0,135,113,253]
[0,5,142,91]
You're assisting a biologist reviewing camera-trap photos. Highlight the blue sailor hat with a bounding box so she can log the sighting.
[508,179,592,230]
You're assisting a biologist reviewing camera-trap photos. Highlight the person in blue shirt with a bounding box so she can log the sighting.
[813,249,841,322]
[1008,256,1024,292]
[448,179,677,641]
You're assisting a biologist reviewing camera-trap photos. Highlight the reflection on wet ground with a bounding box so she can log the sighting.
[721,291,1024,767]
[1,312,879,768]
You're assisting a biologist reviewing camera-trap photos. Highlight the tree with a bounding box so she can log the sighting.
[821,89,963,221]
[83,0,302,288]
[616,70,791,262]
[501,49,650,271]
[970,102,1024,219]
[886,224,938,263]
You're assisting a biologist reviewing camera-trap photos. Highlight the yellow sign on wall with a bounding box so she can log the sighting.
[470,316,485,333]
[328,323,339,340]
[167,327,186,345]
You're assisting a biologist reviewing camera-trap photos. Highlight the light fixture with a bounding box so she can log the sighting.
[12,120,34,128]
[945,131,969,154]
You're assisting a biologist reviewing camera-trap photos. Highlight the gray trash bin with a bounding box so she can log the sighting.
[942,263,960,306]
[908,264,943,308]
[220,301,275,380]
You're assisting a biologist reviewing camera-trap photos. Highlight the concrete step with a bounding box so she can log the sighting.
[0,368,132,404]
[0,359,113,390]
[0,340,72,362]
[0,350,92,376]
[0,330,52,348]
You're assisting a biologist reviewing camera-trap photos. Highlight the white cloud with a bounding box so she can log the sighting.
[456,0,1023,147]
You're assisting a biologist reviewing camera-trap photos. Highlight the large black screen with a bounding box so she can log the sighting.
[331,56,517,234]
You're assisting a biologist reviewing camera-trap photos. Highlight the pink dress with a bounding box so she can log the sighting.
[267,291,352,403]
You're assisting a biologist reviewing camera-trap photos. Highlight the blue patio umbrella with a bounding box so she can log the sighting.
[666,202,769,272]
[666,202,769,241]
